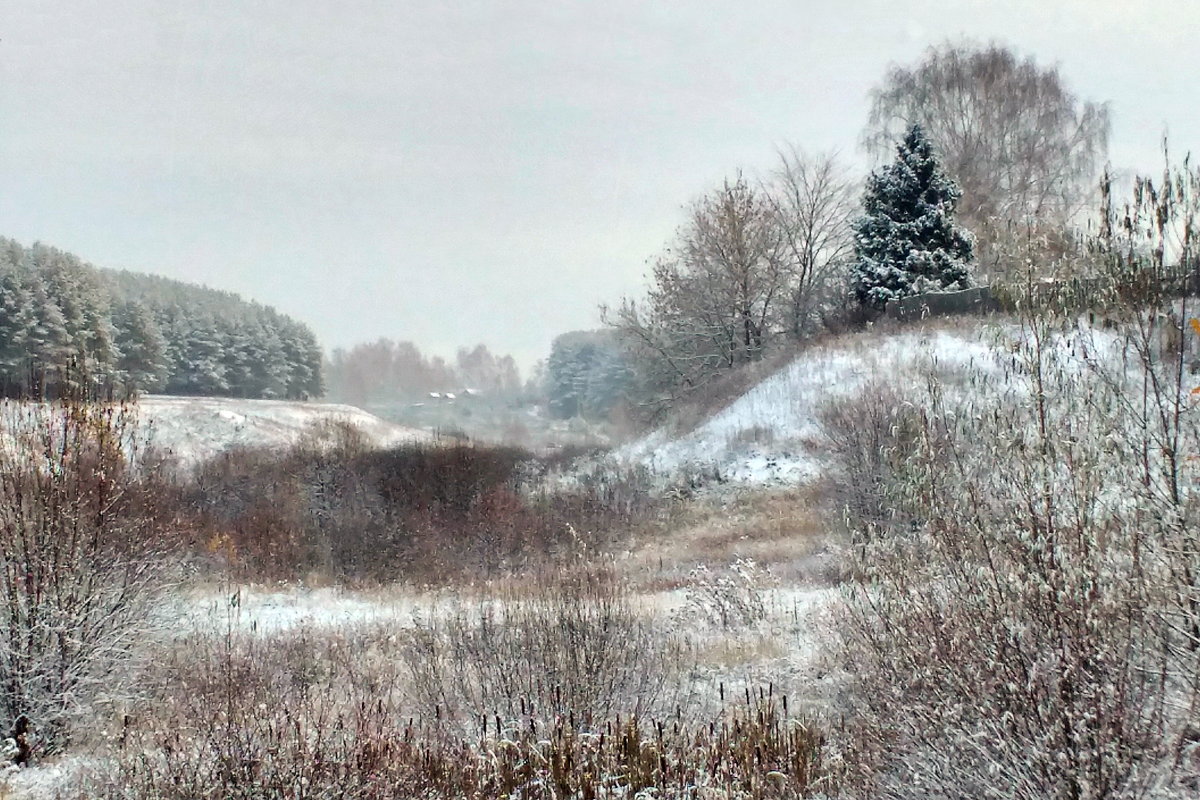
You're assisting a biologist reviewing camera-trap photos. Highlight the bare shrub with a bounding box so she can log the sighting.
[817,379,927,537]
[184,438,668,585]
[532,458,665,536]
[292,416,373,457]
[0,399,174,754]
[401,560,694,729]
[684,558,776,629]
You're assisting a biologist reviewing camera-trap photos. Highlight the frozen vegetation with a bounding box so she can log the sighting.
[3,306,1200,798]
[2,30,1197,798]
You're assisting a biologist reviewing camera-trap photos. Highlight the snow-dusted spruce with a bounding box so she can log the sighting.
[851,122,973,311]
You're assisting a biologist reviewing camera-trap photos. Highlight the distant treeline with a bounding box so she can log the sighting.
[325,339,524,406]
[0,238,323,399]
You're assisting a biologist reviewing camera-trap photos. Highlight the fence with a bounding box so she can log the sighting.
[884,287,1001,322]
[883,264,1200,323]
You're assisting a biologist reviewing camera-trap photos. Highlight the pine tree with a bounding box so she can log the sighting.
[227,316,289,399]
[31,244,118,387]
[852,123,973,311]
[26,272,74,395]
[178,313,229,395]
[218,317,255,398]
[0,239,326,400]
[0,271,34,394]
[113,300,169,393]
[278,320,324,400]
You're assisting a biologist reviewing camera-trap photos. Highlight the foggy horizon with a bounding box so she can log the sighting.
[4,0,1198,370]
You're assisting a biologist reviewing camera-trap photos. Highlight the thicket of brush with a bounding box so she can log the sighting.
[18,161,1200,798]
[184,428,663,583]
[0,399,676,767]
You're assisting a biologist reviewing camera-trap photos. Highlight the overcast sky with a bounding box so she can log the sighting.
[3,1,1198,369]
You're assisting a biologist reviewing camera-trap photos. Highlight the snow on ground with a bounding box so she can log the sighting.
[135,395,430,467]
[616,326,999,486]
[180,584,423,635]
[1,755,102,800]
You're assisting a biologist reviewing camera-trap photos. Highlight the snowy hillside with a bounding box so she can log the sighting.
[617,326,997,485]
[136,395,430,467]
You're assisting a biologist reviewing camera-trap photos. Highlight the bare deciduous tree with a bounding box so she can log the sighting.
[609,156,855,411]
[606,175,786,406]
[680,174,786,366]
[766,148,856,338]
[864,42,1109,275]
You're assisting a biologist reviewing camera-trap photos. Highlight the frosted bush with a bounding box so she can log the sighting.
[829,309,1200,799]
[685,558,776,629]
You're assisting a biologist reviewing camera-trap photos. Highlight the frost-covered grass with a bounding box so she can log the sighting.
[178,583,427,635]
[14,310,1197,798]
[28,559,835,799]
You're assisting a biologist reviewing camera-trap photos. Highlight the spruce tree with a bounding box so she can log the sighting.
[852,123,973,311]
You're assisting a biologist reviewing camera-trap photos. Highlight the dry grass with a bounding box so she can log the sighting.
[697,633,790,669]
[624,488,830,592]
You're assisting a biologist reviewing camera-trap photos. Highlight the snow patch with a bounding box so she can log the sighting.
[136,395,430,467]
[616,327,998,486]
[181,585,421,634]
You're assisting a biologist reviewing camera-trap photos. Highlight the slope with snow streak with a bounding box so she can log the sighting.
[136,395,430,467]
[617,327,996,485]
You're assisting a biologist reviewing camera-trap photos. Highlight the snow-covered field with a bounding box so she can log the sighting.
[617,326,997,485]
[179,584,426,635]
[135,395,430,467]
[3,575,835,800]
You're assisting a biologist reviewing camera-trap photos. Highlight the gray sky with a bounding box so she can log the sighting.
[3,1,1197,369]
